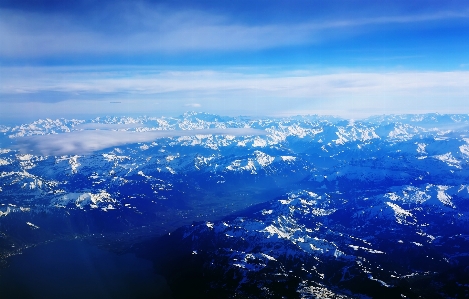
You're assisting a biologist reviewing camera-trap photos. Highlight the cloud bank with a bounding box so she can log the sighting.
[2,66,469,120]
[15,128,266,156]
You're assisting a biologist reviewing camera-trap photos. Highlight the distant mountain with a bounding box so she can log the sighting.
[1,112,469,298]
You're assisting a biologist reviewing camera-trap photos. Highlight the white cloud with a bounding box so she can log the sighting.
[185,103,202,108]
[4,67,469,97]
[1,66,469,120]
[1,5,468,57]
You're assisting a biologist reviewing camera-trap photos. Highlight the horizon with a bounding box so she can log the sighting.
[3,110,469,127]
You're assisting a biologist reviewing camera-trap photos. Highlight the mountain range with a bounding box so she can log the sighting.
[1,112,469,298]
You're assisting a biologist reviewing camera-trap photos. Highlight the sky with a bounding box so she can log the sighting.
[1,0,469,123]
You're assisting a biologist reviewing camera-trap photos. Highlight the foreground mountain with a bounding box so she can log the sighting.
[141,187,469,298]
[1,112,469,298]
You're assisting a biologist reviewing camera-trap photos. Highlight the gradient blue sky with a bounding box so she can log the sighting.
[1,0,469,122]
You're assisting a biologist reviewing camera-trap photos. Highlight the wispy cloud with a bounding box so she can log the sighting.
[1,3,468,57]
[185,103,202,108]
[4,67,469,96]
[2,66,469,119]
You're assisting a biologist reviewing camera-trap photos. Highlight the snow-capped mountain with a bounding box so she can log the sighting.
[145,185,469,298]
[1,112,469,298]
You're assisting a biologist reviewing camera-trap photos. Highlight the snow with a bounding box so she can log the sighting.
[17,154,34,161]
[166,166,176,174]
[137,170,152,179]
[460,144,469,156]
[0,158,11,166]
[279,198,294,205]
[0,206,12,217]
[26,222,40,229]
[52,191,116,209]
[165,155,178,162]
[252,137,267,147]
[385,187,431,204]
[388,124,416,140]
[102,153,130,162]
[261,253,276,261]
[386,202,414,224]
[254,151,274,167]
[69,155,81,174]
[433,152,461,168]
[334,128,349,145]
[416,143,427,154]
[348,245,384,254]
[436,185,455,208]
[3,113,469,297]
[226,158,257,174]
[280,155,296,162]
[263,224,291,239]
[195,155,215,166]
[368,275,392,287]
[385,193,400,201]
[416,231,436,242]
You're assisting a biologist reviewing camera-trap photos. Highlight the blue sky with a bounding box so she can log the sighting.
[1,0,469,122]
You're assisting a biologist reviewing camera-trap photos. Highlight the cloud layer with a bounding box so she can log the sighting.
[1,1,468,57]
[2,66,469,120]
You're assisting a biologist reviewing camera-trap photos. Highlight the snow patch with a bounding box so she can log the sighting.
[416,143,427,154]
[166,167,176,174]
[0,158,11,166]
[252,137,267,147]
[53,191,116,209]
[254,151,274,167]
[26,222,40,229]
[433,152,461,168]
[386,202,414,224]
[460,143,469,156]
[436,185,455,208]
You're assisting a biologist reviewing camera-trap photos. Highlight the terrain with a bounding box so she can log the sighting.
[1,112,469,298]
